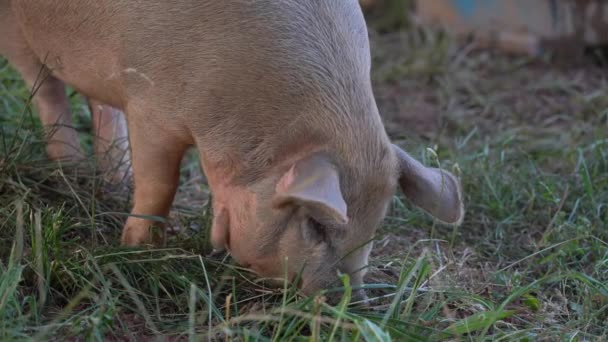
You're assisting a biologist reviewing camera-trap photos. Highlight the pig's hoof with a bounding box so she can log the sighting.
[120,226,165,247]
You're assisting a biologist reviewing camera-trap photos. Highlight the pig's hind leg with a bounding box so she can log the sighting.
[0,7,84,162]
[88,98,132,185]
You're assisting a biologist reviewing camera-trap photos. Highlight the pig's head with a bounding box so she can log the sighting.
[209,144,463,297]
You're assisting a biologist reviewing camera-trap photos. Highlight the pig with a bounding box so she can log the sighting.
[0,0,464,296]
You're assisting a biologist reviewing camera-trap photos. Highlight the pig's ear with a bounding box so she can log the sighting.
[274,154,348,225]
[393,144,464,225]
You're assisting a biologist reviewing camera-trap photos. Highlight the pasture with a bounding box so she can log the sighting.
[1,13,607,341]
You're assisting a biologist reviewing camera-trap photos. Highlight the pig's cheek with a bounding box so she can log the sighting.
[245,255,284,280]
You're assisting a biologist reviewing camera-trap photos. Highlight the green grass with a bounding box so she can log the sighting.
[1,24,607,341]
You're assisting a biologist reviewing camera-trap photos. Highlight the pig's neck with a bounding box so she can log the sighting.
[198,112,390,190]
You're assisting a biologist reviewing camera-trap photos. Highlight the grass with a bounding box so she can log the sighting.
[1,21,607,341]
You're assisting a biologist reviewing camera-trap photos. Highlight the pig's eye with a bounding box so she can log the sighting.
[303,217,329,244]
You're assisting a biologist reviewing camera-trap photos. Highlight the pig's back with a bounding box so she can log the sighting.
[12,0,380,155]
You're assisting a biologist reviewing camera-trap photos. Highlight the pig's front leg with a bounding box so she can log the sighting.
[120,112,189,246]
